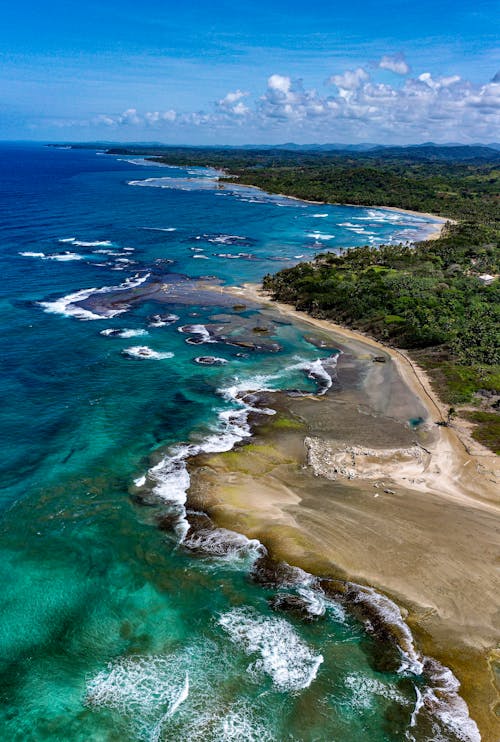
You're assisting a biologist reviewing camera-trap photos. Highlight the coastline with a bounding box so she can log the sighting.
[187,282,500,739]
[221,174,451,241]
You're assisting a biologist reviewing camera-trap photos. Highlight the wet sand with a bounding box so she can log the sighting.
[187,285,500,739]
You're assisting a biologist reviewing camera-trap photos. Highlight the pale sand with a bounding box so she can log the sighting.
[188,283,500,739]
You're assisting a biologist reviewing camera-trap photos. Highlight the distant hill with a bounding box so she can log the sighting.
[236,142,380,152]
[362,144,500,162]
[53,141,500,163]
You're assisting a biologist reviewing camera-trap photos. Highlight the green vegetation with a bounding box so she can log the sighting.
[462,411,500,455]
[103,144,500,452]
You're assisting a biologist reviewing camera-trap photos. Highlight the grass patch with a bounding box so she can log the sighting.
[268,416,305,431]
[462,411,500,454]
[416,354,500,406]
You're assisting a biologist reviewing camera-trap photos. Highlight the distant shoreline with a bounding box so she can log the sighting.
[215,170,451,241]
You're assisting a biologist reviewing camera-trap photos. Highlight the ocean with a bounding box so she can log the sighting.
[0,143,473,741]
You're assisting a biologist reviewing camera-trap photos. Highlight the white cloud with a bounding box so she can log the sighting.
[58,63,500,143]
[144,110,177,124]
[92,108,177,127]
[216,89,250,116]
[329,67,369,91]
[258,74,327,121]
[378,54,410,75]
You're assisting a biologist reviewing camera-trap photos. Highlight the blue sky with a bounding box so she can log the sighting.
[1,0,499,143]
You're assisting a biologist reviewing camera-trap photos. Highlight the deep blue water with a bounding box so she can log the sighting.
[0,143,472,741]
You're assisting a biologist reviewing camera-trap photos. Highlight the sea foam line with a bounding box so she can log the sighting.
[218,606,323,691]
[38,272,150,321]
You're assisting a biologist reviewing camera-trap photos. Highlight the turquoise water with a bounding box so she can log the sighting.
[0,144,475,741]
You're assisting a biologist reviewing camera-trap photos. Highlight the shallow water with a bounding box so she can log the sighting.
[0,144,474,740]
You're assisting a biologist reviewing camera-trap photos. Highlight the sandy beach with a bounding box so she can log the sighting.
[223,176,451,241]
[187,283,500,739]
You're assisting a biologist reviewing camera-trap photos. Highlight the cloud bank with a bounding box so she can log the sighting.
[51,58,500,143]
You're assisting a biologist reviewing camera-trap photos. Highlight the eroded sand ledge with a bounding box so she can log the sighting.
[187,284,500,739]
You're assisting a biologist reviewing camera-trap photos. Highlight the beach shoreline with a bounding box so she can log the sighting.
[219,172,451,240]
[187,281,499,738]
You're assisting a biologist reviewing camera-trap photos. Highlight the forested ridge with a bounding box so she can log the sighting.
[101,144,500,451]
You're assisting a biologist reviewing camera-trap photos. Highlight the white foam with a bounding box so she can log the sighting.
[307,232,336,240]
[148,313,179,328]
[282,354,339,396]
[100,328,149,338]
[19,251,45,257]
[38,272,150,321]
[408,659,481,742]
[344,673,407,710]
[19,250,83,261]
[132,373,276,538]
[218,607,323,691]
[117,157,154,167]
[122,346,174,360]
[311,213,328,217]
[348,583,424,675]
[183,528,265,563]
[205,234,247,244]
[194,356,228,365]
[128,176,219,191]
[353,209,426,225]
[143,226,177,232]
[214,706,274,742]
[304,358,334,394]
[59,238,113,247]
[172,701,275,742]
[192,254,209,259]
[215,252,255,260]
[345,226,370,234]
[178,324,214,343]
[47,252,84,261]
[39,287,110,321]
[295,586,326,617]
[86,655,189,736]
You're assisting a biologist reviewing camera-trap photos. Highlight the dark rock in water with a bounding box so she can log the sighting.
[129,494,156,508]
[268,593,321,621]
[251,554,307,588]
[319,578,407,673]
[147,313,178,326]
[265,342,282,353]
[194,356,227,366]
[252,326,270,334]
[304,335,339,350]
[186,336,205,345]
[373,356,387,363]
[227,339,255,349]
[232,304,247,312]
[185,510,212,532]
[156,512,183,532]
